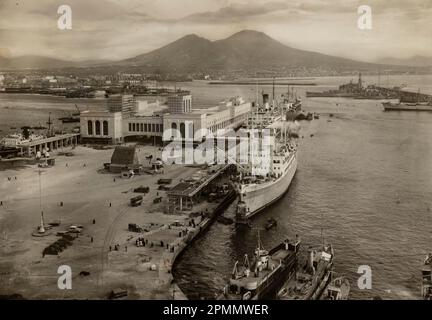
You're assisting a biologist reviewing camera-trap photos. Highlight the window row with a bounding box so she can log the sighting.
[129,122,163,133]
[88,120,108,136]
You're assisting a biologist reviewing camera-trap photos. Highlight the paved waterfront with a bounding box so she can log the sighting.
[0,145,204,299]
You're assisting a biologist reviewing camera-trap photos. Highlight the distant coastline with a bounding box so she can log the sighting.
[209,81,317,86]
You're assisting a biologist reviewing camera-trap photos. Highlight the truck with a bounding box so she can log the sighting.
[130,195,143,207]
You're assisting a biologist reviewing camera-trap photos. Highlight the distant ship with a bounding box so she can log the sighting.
[277,243,334,300]
[422,253,432,300]
[280,86,302,121]
[306,74,365,98]
[59,104,81,123]
[59,115,80,123]
[220,234,301,300]
[0,146,20,159]
[382,101,432,112]
[307,73,398,100]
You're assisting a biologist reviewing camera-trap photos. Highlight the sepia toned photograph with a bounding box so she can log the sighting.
[0,0,431,305]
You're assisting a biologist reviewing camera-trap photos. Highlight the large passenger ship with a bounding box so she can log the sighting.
[235,115,297,223]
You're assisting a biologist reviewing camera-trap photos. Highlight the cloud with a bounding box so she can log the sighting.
[0,0,431,61]
[182,1,291,23]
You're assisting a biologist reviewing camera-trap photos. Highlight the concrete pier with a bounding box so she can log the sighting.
[19,133,79,157]
[0,144,231,299]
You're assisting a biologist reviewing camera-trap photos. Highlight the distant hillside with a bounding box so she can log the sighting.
[0,30,426,73]
[375,55,432,67]
[0,55,111,70]
[116,30,395,72]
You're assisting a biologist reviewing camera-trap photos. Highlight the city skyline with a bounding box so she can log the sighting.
[0,0,431,63]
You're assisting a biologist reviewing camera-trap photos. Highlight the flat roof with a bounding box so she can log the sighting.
[20,133,80,147]
[168,163,232,197]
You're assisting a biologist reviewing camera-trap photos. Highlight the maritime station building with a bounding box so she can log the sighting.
[79,92,252,145]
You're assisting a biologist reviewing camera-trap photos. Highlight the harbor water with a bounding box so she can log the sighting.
[173,75,432,300]
[1,75,432,299]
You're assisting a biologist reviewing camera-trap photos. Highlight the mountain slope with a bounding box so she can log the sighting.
[1,30,423,72]
[0,55,74,69]
[120,34,215,70]
[0,55,112,69]
[117,30,379,72]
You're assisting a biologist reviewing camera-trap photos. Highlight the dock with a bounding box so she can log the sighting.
[19,133,80,156]
[0,145,237,300]
[167,163,234,211]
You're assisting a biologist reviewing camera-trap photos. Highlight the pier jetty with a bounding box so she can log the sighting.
[20,133,80,157]
[0,145,236,299]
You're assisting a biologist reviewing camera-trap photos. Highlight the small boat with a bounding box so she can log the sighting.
[277,244,334,300]
[220,234,301,300]
[217,216,234,225]
[321,276,350,300]
[59,115,80,123]
[265,217,277,230]
[422,253,432,300]
[313,113,320,119]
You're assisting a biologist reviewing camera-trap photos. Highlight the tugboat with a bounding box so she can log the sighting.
[421,253,432,300]
[322,276,350,300]
[277,243,334,300]
[220,233,300,300]
[58,104,81,123]
[265,217,277,230]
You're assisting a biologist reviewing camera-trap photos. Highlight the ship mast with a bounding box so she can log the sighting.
[38,170,45,234]
[257,228,261,251]
[46,112,53,137]
[272,76,275,108]
[255,76,259,129]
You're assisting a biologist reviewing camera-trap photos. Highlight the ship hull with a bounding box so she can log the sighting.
[221,241,300,300]
[383,102,432,112]
[237,153,297,223]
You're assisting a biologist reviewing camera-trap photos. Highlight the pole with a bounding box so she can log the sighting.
[38,170,45,233]
[272,77,275,107]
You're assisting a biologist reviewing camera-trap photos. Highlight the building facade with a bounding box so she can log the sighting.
[80,92,251,145]
[107,94,135,118]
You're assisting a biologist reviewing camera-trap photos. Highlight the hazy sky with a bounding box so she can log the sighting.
[0,0,431,62]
